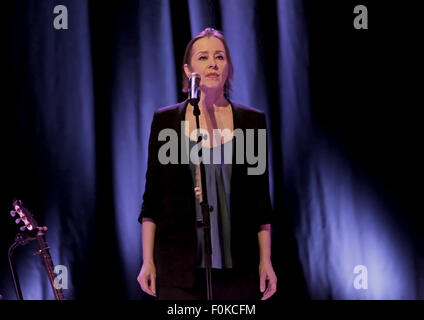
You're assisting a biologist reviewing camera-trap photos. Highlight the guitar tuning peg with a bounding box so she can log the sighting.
[10,210,16,217]
[19,226,26,231]
[15,218,21,224]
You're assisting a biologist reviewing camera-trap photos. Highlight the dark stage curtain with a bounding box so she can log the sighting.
[1,0,421,300]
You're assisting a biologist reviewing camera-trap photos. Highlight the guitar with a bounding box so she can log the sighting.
[10,200,65,300]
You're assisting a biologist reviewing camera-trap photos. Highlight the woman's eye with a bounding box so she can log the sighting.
[199,56,207,60]
[216,55,224,60]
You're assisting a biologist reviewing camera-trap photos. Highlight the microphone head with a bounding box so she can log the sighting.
[188,73,201,104]
[189,72,201,80]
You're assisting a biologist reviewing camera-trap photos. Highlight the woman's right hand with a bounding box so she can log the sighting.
[137,260,157,297]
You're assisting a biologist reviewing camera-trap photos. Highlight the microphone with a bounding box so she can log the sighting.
[188,73,201,105]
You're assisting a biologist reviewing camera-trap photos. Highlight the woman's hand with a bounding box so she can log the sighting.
[259,260,277,300]
[194,186,202,199]
[137,260,157,297]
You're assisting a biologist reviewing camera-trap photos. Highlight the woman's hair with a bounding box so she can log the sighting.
[181,28,234,94]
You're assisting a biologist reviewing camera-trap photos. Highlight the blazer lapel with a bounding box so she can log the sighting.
[175,98,243,190]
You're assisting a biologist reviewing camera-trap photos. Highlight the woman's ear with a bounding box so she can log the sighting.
[184,64,191,78]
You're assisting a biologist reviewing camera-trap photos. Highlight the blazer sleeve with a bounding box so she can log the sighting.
[255,112,274,229]
[138,111,162,224]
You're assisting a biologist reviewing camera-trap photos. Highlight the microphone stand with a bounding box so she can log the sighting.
[191,98,214,301]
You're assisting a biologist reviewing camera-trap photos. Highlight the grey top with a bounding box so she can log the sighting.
[188,137,233,269]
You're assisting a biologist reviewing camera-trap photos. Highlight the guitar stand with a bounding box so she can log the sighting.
[8,231,37,300]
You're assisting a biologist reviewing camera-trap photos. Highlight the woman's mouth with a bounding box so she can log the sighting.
[205,73,219,79]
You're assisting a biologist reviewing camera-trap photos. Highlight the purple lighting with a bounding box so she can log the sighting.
[296,144,416,299]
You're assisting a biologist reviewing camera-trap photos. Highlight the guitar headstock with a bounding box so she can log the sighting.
[10,200,40,232]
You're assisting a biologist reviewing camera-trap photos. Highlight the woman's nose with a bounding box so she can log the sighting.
[209,59,218,69]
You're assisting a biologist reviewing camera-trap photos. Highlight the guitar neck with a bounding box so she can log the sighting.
[36,232,65,300]
[11,200,65,300]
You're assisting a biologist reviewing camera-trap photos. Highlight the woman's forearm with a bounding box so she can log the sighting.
[258,224,271,263]
[142,220,156,263]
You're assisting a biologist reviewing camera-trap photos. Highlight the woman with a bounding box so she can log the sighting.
[137,28,277,300]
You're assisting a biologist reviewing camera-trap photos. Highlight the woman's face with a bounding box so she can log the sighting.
[185,37,229,92]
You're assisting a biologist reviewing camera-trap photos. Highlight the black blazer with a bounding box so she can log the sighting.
[139,99,273,289]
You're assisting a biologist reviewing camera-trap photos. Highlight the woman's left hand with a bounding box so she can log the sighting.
[259,260,277,300]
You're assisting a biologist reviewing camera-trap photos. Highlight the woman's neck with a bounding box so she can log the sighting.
[198,87,228,110]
